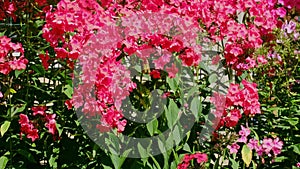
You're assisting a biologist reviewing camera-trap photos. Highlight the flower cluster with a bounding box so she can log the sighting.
[177,152,208,169]
[42,0,109,61]
[0,36,27,75]
[19,114,39,142]
[211,80,261,129]
[249,137,283,157]
[94,53,136,132]
[39,51,50,70]
[127,0,286,74]
[278,0,300,10]
[282,20,299,40]
[0,0,17,21]
[19,106,57,142]
[32,106,58,136]
[227,125,283,159]
[69,9,203,133]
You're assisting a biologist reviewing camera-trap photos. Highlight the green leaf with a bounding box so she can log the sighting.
[252,161,257,169]
[150,155,161,169]
[208,73,218,84]
[172,125,181,145]
[229,157,239,169]
[31,64,45,75]
[287,117,299,126]
[11,104,27,117]
[241,145,252,167]
[274,156,288,162]
[0,156,8,169]
[56,123,63,136]
[137,143,148,158]
[63,85,73,99]
[49,155,58,168]
[17,149,37,163]
[103,165,113,169]
[166,100,179,128]
[183,143,191,152]
[290,144,300,155]
[15,69,25,78]
[110,152,129,169]
[146,119,158,136]
[9,88,16,94]
[200,62,211,74]
[0,31,6,37]
[167,78,178,91]
[187,86,198,99]
[190,97,202,120]
[1,121,11,137]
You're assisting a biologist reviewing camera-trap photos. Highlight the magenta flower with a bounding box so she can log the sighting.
[237,125,251,143]
[283,20,297,34]
[262,138,273,156]
[32,106,47,116]
[227,143,240,154]
[247,138,259,150]
[19,114,39,142]
[272,138,283,156]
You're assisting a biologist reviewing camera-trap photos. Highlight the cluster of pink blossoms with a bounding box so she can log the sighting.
[177,152,208,169]
[19,106,58,142]
[42,0,110,62]
[94,52,136,132]
[211,80,261,129]
[74,30,200,132]
[19,114,39,142]
[0,0,17,21]
[0,36,28,75]
[278,0,300,10]
[68,6,202,132]
[114,0,288,75]
[0,0,49,21]
[227,125,283,158]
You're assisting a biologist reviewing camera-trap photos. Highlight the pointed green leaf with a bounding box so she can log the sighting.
[166,100,179,128]
[137,143,148,158]
[63,85,73,99]
[1,121,11,137]
[0,156,8,169]
[146,119,158,136]
[208,73,218,84]
[190,97,202,120]
[17,149,37,163]
[242,145,252,167]
[15,69,25,78]
[9,88,16,94]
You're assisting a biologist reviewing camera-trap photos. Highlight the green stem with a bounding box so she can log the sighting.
[8,76,13,169]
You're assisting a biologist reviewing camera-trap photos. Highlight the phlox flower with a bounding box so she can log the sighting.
[19,114,39,142]
[177,153,207,169]
[237,125,251,143]
[227,143,240,154]
[165,63,178,78]
[247,138,259,150]
[153,53,171,69]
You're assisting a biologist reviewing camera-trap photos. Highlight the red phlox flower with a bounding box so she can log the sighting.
[150,70,161,79]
